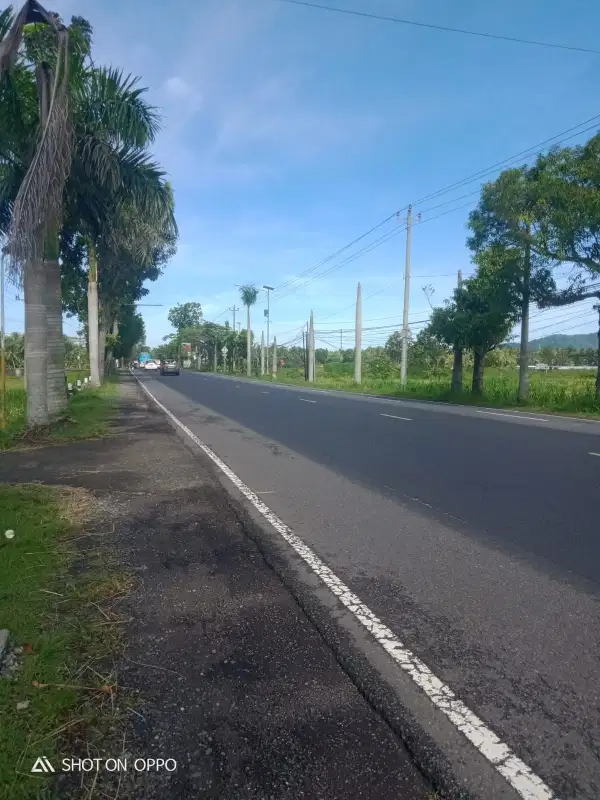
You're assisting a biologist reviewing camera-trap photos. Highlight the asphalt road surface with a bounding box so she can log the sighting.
[138,369,600,799]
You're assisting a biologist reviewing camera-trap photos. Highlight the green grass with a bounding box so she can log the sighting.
[0,376,119,450]
[201,366,600,415]
[0,484,128,798]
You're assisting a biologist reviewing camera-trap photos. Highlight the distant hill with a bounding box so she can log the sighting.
[507,333,597,350]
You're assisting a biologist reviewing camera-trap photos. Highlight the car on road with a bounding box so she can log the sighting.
[160,359,180,376]
[144,359,160,371]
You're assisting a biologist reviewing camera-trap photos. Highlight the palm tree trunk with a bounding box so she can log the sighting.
[45,231,68,416]
[87,245,100,387]
[88,280,100,387]
[98,311,107,379]
[246,305,251,377]
[24,259,49,426]
[105,317,118,375]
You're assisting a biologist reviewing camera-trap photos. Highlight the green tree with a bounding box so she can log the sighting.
[409,329,451,375]
[428,256,518,395]
[168,301,202,332]
[468,167,555,400]
[384,331,403,364]
[1,5,175,421]
[4,330,24,368]
[1,5,83,423]
[239,284,258,377]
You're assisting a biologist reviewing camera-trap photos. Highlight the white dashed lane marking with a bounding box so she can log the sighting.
[136,376,555,800]
[381,413,412,421]
[299,398,317,403]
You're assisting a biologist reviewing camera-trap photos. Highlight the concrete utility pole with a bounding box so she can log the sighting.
[302,328,307,380]
[354,282,362,384]
[308,311,315,382]
[340,329,343,361]
[458,269,463,288]
[263,285,274,349]
[229,305,239,372]
[400,206,412,388]
[213,342,217,372]
[260,331,265,376]
[518,225,532,402]
[272,336,277,378]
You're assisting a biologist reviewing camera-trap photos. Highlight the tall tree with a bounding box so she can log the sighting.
[239,284,258,377]
[528,134,600,396]
[467,166,554,400]
[1,6,175,419]
[0,2,74,423]
[168,301,202,332]
[428,252,519,394]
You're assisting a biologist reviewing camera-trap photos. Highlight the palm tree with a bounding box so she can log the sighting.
[1,7,173,419]
[1,3,73,423]
[239,284,258,377]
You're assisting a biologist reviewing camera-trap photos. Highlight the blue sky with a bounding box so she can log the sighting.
[5,0,600,348]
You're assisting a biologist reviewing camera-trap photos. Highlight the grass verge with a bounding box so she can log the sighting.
[0,376,119,451]
[197,368,600,417]
[0,483,131,799]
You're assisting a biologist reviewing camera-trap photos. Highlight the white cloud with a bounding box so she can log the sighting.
[163,76,201,104]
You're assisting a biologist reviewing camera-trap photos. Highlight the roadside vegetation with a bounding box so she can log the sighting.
[0,483,130,799]
[268,364,600,414]
[0,376,119,450]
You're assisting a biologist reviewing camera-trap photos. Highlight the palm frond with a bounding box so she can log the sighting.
[74,66,161,148]
[0,7,15,44]
[239,284,259,307]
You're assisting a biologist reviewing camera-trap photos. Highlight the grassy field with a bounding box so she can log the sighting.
[206,365,600,415]
[0,374,118,450]
[0,484,130,799]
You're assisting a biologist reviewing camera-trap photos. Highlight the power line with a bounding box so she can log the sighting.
[274,209,404,292]
[529,309,596,334]
[273,0,600,55]
[273,113,600,306]
[413,118,600,208]
[274,222,408,301]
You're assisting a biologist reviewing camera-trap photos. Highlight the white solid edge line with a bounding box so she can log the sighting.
[476,410,549,422]
[136,377,556,800]
[299,398,317,403]
[381,413,412,421]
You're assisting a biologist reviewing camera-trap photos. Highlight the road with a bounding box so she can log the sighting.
[138,369,600,799]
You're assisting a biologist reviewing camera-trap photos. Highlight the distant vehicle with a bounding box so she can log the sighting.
[144,360,159,371]
[160,359,180,376]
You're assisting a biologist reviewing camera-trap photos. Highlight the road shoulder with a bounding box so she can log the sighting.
[0,375,433,799]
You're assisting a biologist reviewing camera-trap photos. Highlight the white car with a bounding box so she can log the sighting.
[144,360,159,370]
